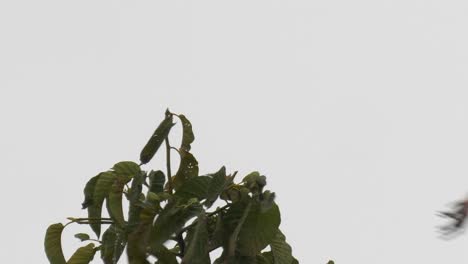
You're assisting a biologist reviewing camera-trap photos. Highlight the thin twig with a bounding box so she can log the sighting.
[228,202,252,257]
[165,137,173,194]
[177,204,231,235]
[71,217,113,221]
[75,221,114,225]
[207,204,231,217]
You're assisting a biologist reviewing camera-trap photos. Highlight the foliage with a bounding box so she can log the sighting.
[44,110,331,264]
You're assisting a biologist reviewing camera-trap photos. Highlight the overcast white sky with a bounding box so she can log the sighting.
[2,0,468,263]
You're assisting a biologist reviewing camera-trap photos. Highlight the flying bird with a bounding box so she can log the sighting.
[438,199,468,237]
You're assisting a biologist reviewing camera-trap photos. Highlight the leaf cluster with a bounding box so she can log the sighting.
[44,110,325,264]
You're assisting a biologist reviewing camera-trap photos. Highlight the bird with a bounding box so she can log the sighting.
[438,199,468,236]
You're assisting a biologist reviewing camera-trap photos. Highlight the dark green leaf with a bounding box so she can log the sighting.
[216,255,258,264]
[260,190,276,212]
[212,253,226,264]
[127,172,153,264]
[67,243,96,264]
[182,213,210,264]
[101,225,126,264]
[257,252,274,264]
[227,202,252,257]
[89,172,116,237]
[112,161,140,179]
[127,171,145,231]
[172,149,199,190]
[242,172,261,184]
[148,170,166,194]
[326,261,334,264]
[270,230,293,264]
[153,245,178,264]
[146,191,160,202]
[242,172,266,194]
[44,223,66,264]
[221,185,251,204]
[178,114,195,151]
[140,114,175,165]
[238,202,280,256]
[204,166,227,208]
[225,201,281,256]
[82,175,100,209]
[175,176,211,200]
[150,199,202,249]
[208,211,226,251]
[74,233,90,242]
[107,176,130,227]
[127,223,152,264]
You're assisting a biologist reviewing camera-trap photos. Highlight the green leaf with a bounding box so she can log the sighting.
[112,161,140,179]
[172,149,199,190]
[74,233,90,242]
[127,171,153,264]
[214,251,264,264]
[153,245,178,264]
[239,202,280,256]
[326,261,334,264]
[242,172,261,184]
[270,230,293,264]
[127,171,145,231]
[148,170,166,194]
[150,199,202,249]
[127,214,153,264]
[101,225,126,264]
[146,191,160,202]
[227,201,252,258]
[257,252,274,264]
[178,114,195,151]
[260,191,276,212]
[82,175,100,209]
[208,211,226,251]
[225,201,281,256]
[216,255,258,264]
[44,223,66,264]
[212,250,227,264]
[89,172,116,237]
[204,166,227,208]
[182,213,210,264]
[242,172,266,194]
[257,256,272,264]
[174,169,231,202]
[221,185,251,203]
[175,176,211,200]
[140,113,175,165]
[67,243,96,264]
[107,175,131,227]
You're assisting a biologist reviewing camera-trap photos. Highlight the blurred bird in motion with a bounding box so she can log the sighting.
[438,198,468,237]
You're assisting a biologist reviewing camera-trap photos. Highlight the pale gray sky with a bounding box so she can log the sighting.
[2,1,468,263]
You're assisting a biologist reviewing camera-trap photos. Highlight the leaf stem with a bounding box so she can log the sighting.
[73,217,113,221]
[67,217,114,225]
[75,221,114,225]
[207,203,231,217]
[170,146,180,154]
[228,202,252,257]
[165,136,173,194]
